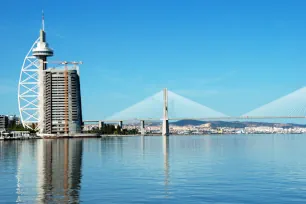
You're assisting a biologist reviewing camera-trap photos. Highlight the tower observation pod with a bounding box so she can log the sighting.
[18,13,53,132]
[32,29,54,58]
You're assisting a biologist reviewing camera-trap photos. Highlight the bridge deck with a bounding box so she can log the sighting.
[83,116,306,123]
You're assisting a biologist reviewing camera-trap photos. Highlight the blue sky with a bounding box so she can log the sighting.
[1,0,306,119]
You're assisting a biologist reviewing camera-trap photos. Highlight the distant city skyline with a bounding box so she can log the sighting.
[1,0,306,120]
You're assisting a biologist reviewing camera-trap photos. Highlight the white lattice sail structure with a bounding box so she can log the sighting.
[18,11,54,132]
[18,38,41,130]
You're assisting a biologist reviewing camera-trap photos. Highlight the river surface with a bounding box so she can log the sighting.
[1,135,306,203]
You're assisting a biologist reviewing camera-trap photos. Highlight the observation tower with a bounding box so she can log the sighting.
[32,13,54,133]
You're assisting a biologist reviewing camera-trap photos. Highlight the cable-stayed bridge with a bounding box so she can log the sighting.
[84,87,306,135]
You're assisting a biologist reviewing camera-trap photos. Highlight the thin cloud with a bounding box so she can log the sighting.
[163,69,238,88]
[55,33,65,39]
[175,89,220,98]
[201,69,237,85]
[107,92,130,100]
[0,79,17,94]
[0,84,16,94]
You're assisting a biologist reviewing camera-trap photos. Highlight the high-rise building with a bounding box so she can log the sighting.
[44,68,83,134]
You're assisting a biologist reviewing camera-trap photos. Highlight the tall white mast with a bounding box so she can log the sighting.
[42,10,45,31]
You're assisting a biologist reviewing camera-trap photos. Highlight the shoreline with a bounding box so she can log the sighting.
[1,133,306,141]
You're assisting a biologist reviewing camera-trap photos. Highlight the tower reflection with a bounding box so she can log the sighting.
[141,136,145,155]
[37,139,83,203]
[163,136,170,197]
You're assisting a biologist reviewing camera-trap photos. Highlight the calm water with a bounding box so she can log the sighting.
[1,135,306,203]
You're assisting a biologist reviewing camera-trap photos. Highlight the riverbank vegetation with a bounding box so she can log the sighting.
[7,124,37,133]
[88,124,139,135]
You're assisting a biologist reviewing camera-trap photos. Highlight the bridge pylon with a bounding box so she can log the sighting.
[98,121,104,129]
[140,120,145,136]
[162,88,170,136]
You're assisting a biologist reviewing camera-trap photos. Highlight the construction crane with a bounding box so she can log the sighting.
[43,60,83,134]
[43,61,83,66]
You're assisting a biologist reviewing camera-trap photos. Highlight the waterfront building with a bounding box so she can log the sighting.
[0,115,8,131]
[44,68,83,134]
[7,115,20,128]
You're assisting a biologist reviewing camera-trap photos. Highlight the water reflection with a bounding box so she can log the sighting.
[13,139,83,203]
[163,136,170,198]
[3,135,306,203]
[141,136,145,154]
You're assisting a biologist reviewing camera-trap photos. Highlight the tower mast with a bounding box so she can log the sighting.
[42,10,45,31]
[32,12,54,134]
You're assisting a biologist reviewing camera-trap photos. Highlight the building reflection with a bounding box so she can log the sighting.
[141,136,145,155]
[15,140,39,203]
[37,139,83,203]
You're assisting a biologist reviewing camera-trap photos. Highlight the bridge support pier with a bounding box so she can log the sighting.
[140,120,145,136]
[98,121,104,129]
[162,88,170,136]
[162,119,169,136]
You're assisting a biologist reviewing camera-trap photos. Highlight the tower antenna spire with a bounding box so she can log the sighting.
[42,10,45,30]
